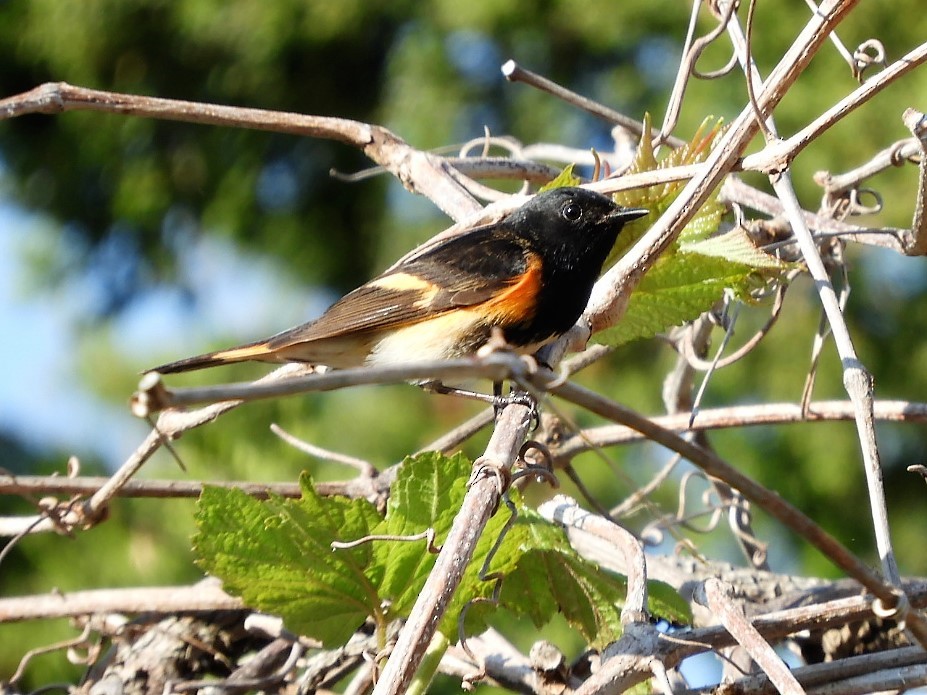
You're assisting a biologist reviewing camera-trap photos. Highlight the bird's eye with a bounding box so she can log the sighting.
[561,202,583,222]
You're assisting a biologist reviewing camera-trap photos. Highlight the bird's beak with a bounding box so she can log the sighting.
[610,207,649,222]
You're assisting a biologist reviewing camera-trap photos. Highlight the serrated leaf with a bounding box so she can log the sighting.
[593,115,795,345]
[539,163,581,191]
[495,508,623,649]
[596,251,757,347]
[193,477,384,646]
[680,226,789,270]
[373,452,472,615]
[371,452,526,637]
[499,510,690,647]
[194,456,690,652]
[504,548,626,649]
[604,115,727,269]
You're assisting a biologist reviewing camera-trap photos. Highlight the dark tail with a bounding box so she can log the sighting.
[148,341,277,374]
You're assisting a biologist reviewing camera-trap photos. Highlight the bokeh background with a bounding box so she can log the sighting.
[1,1,926,689]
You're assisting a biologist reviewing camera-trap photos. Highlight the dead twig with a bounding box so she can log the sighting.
[0,81,482,221]
[582,0,862,339]
[694,578,805,694]
[372,401,534,695]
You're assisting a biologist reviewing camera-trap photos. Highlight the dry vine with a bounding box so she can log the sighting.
[2,0,927,692]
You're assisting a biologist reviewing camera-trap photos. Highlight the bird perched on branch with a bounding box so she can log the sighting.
[149,187,646,378]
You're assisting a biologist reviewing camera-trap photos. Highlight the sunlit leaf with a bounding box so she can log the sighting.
[539,163,582,191]
[594,115,790,346]
[193,477,382,646]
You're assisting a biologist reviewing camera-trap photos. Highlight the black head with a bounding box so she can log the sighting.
[498,188,648,342]
[512,187,647,252]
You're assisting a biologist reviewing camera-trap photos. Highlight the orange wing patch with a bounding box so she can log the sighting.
[480,252,543,323]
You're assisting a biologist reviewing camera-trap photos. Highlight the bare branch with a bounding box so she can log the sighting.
[721,0,911,637]
[0,581,242,623]
[546,377,917,632]
[539,496,649,624]
[694,578,805,694]
[583,0,862,335]
[132,354,528,414]
[720,177,908,252]
[549,399,927,460]
[501,60,684,147]
[742,40,927,174]
[0,81,482,221]
[373,402,534,695]
[815,137,923,198]
[903,107,927,254]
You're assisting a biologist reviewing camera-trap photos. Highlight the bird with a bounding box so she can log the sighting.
[148,187,647,378]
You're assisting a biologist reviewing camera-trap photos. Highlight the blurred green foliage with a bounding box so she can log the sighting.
[2,1,927,690]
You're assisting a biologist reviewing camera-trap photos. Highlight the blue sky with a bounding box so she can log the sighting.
[0,203,144,464]
[0,197,331,469]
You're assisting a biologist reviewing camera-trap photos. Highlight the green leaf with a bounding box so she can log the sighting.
[595,251,752,347]
[593,115,791,346]
[497,508,626,648]
[604,115,727,269]
[680,226,789,270]
[373,452,473,615]
[646,578,692,626]
[193,476,383,646]
[438,486,528,637]
[374,453,631,642]
[504,548,626,649]
[500,508,690,646]
[194,456,690,651]
[362,451,528,638]
[539,163,581,191]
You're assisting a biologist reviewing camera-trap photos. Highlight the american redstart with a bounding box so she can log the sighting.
[149,187,647,377]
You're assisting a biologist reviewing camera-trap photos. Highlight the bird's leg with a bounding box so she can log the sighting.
[421,380,497,405]
[492,380,503,418]
[421,381,538,427]
[506,385,541,431]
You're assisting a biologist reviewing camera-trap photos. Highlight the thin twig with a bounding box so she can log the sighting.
[582,0,862,337]
[576,582,927,693]
[815,137,923,198]
[801,0,855,73]
[270,423,377,476]
[544,377,922,637]
[0,475,302,502]
[501,60,685,147]
[539,496,649,624]
[0,82,483,222]
[722,0,905,610]
[902,107,927,255]
[741,40,927,174]
[694,579,805,694]
[417,409,495,455]
[133,354,528,414]
[721,177,908,252]
[774,172,904,587]
[3,399,923,538]
[659,0,739,144]
[549,399,927,460]
[0,581,242,623]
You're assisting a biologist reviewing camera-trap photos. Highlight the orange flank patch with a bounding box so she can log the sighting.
[482,253,542,323]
